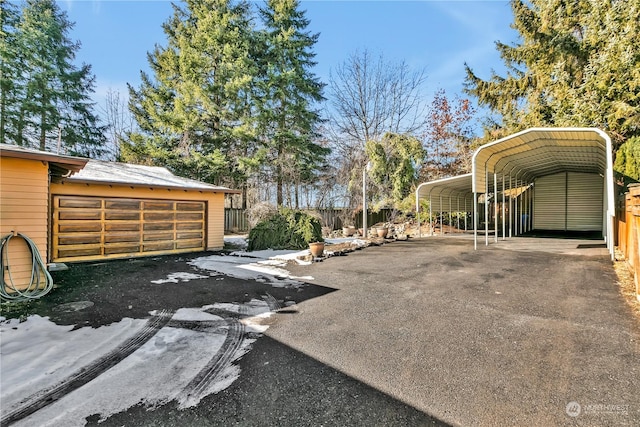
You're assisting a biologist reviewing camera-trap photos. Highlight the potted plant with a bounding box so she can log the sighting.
[342,225,356,236]
[308,240,325,257]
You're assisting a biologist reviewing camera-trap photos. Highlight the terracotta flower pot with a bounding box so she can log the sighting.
[309,241,325,257]
[342,226,356,237]
[377,227,388,238]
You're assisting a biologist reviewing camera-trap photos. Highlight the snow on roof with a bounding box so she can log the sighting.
[65,159,238,193]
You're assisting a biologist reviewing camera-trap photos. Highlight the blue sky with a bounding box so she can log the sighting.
[56,0,518,114]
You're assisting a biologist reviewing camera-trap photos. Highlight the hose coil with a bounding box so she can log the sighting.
[1,233,53,301]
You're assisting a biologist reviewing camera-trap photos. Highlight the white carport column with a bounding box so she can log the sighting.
[415,188,421,238]
[429,189,434,236]
[509,173,513,238]
[494,173,498,243]
[485,169,489,246]
[502,173,506,240]
[474,192,478,250]
[440,195,444,236]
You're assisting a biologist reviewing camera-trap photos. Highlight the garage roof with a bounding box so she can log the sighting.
[64,160,240,193]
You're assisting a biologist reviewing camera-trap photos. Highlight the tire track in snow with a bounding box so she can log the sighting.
[179,318,246,408]
[262,293,282,311]
[0,310,175,426]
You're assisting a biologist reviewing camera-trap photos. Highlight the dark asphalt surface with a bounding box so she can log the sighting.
[3,236,639,426]
[273,236,640,426]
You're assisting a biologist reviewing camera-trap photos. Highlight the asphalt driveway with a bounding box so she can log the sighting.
[1,235,638,426]
[275,236,640,426]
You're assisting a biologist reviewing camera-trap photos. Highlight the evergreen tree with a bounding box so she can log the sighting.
[125,0,260,204]
[464,0,640,149]
[0,0,22,145]
[257,0,328,207]
[4,0,105,156]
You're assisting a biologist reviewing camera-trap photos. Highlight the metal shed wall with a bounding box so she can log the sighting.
[533,172,603,232]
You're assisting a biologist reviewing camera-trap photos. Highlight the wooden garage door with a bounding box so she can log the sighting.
[52,196,205,262]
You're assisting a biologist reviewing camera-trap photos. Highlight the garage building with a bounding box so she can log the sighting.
[1,144,237,293]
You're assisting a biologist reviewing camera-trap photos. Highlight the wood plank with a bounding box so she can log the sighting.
[104,244,140,255]
[58,222,103,233]
[177,212,203,221]
[104,223,140,232]
[143,241,175,252]
[143,201,174,210]
[105,211,140,220]
[105,199,141,210]
[144,212,175,221]
[176,202,204,211]
[143,222,174,231]
[57,247,102,258]
[143,232,174,241]
[58,234,102,245]
[104,233,139,243]
[58,211,102,220]
[58,198,102,209]
[176,239,204,249]
[177,222,202,230]
[177,231,203,240]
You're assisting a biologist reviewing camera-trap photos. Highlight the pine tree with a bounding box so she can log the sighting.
[257,0,328,207]
[464,0,640,149]
[125,0,260,203]
[6,0,105,156]
[0,0,22,145]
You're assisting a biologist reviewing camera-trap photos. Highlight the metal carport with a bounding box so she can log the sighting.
[416,128,615,259]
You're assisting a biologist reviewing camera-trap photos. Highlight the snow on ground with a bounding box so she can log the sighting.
[1,301,273,426]
[0,235,354,425]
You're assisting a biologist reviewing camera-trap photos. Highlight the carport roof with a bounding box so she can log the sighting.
[472,128,610,193]
[416,174,473,205]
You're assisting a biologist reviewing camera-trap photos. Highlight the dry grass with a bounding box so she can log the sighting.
[613,249,640,321]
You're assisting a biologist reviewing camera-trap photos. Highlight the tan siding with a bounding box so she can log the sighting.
[207,193,225,250]
[0,157,49,292]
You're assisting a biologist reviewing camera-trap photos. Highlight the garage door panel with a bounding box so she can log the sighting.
[144,201,174,210]
[53,196,205,262]
[176,239,205,250]
[58,234,101,245]
[177,222,202,230]
[143,242,174,252]
[58,222,102,233]
[59,211,101,221]
[105,200,140,210]
[144,212,175,221]
[105,223,140,232]
[59,198,102,209]
[144,222,174,231]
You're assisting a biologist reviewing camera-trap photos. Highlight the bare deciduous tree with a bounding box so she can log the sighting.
[325,49,428,211]
[101,88,136,161]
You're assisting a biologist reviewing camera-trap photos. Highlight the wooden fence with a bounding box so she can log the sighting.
[616,183,640,301]
[224,208,394,233]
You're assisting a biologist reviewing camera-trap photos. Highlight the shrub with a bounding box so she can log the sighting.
[247,209,323,251]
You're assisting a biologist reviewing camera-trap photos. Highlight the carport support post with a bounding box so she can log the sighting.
[440,194,443,236]
[429,192,433,236]
[485,170,489,246]
[502,173,506,240]
[474,192,478,250]
[509,174,513,238]
[415,189,421,238]
[494,173,498,243]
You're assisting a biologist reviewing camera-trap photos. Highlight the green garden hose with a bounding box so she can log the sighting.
[0,233,54,301]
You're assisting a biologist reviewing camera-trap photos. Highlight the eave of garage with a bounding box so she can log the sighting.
[415,128,615,258]
[0,144,88,179]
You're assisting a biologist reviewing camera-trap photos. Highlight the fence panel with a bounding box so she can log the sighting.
[224,208,395,233]
[224,208,249,233]
[616,184,640,301]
